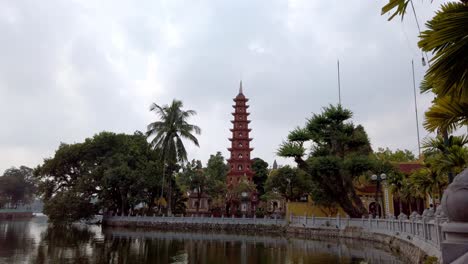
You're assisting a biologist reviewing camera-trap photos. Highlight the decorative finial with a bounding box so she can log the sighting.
[239,80,243,94]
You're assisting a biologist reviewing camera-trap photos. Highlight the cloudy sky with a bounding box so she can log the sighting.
[0,0,441,173]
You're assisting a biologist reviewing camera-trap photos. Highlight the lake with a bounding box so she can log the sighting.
[0,216,405,263]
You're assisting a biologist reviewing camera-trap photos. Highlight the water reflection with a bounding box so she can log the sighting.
[0,217,405,264]
[0,220,35,262]
[33,224,97,264]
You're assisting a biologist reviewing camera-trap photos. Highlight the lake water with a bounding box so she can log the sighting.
[0,216,406,264]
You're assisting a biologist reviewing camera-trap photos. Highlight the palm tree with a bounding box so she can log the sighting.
[387,172,406,214]
[423,135,468,183]
[146,99,201,215]
[400,178,421,214]
[409,167,441,204]
[437,145,468,175]
[382,1,468,141]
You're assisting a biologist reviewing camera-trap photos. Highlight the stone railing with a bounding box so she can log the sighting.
[289,212,448,258]
[104,214,288,226]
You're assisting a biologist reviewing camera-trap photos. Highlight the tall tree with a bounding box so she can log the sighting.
[204,152,228,211]
[146,99,201,215]
[251,158,269,196]
[278,105,374,217]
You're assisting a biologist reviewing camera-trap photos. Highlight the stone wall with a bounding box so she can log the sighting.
[288,226,429,264]
[104,218,287,235]
[104,218,433,263]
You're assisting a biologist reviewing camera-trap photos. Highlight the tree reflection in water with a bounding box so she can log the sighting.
[1,218,404,264]
[0,220,35,261]
[32,224,96,264]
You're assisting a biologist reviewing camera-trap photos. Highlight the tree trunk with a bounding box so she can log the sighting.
[196,195,201,215]
[348,181,368,217]
[167,177,172,216]
[338,195,365,218]
[399,197,403,215]
[121,193,126,216]
[295,155,367,218]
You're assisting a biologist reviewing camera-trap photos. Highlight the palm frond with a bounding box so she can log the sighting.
[277,141,305,158]
[288,127,311,142]
[149,103,167,119]
[418,2,468,98]
[180,130,200,147]
[175,136,188,162]
[423,96,468,132]
[146,99,200,164]
[381,0,409,21]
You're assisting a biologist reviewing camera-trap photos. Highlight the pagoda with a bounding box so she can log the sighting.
[226,82,257,216]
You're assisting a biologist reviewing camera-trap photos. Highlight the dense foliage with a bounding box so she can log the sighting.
[177,153,228,213]
[251,158,269,196]
[374,147,416,162]
[0,166,36,209]
[35,131,165,224]
[265,165,311,202]
[278,105,377,217]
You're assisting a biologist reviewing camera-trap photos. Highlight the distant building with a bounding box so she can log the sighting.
[272,160,278,170]
[186,190,210,216]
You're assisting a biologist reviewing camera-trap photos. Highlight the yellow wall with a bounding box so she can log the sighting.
[286,200,346,219]
[388,190,395,215]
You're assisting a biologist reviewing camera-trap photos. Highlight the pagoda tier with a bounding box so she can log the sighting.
[228,138,253,141]
[230,128,251,132]
[227,157,254,162]
[226,82,255,190]
[232,98,249,102]
[227,147,254,152]
[230,120,251,124]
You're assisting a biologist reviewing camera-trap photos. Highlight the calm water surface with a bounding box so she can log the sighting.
[0,216,406,264]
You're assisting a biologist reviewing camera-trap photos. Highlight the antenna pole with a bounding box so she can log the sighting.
[412,60,421,158]
[337,60,341,105]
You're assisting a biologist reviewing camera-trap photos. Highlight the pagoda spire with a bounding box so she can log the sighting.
[239,80,243,94]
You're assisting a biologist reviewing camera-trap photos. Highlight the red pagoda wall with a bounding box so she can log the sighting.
[226,83,254,189]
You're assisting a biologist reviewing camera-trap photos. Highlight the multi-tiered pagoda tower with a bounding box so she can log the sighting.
[226,82,257,216]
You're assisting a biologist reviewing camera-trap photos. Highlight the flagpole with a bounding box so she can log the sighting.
[337,60,341,105]
[412,60,421,157]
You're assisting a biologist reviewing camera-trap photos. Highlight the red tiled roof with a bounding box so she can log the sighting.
[395,162,423,174]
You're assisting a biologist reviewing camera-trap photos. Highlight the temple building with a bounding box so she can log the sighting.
[225,82,258,216]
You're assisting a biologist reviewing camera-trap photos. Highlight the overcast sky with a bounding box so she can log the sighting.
[0,0,442,173]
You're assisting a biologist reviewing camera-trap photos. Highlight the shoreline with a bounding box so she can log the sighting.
[103,218,432,263]
[0,211,33,220]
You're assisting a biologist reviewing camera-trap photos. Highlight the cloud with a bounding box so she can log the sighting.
[0,0,441,172]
